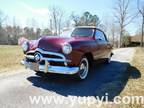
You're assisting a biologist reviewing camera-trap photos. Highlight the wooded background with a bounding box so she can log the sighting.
[0,0,143,47]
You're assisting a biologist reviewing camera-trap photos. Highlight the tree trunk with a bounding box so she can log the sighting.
[50,19,53,35]
[141,16,144,47]
[112,32,115,46]
[119,28,123,48]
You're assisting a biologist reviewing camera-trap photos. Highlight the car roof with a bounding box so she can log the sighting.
[75,26,103,32]
[75,26,96,29]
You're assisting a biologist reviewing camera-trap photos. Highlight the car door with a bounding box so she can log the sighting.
[95,29,110,59]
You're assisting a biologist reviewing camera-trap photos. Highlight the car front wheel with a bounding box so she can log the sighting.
[77,57,89,80]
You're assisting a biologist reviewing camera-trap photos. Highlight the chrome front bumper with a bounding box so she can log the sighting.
[21,48,79,75]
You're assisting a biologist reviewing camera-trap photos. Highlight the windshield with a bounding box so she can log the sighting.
[71,28,94,37]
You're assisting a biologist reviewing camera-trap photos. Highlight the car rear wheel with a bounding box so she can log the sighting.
[105,53,112,64]
[77,57,89,80]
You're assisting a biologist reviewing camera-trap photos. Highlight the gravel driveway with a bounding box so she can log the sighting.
[0,48,135,108]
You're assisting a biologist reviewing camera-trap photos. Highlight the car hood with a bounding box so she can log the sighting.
[38,36,92,52]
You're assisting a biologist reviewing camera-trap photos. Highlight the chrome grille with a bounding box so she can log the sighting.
[25,48,70,66]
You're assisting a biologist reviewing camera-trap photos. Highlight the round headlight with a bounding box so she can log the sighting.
[22,41,29,51]
[62,43,72,54]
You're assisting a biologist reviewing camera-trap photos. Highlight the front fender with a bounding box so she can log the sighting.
[66,41,94,66]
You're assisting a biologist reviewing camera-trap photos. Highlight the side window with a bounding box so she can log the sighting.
[95,30,107,41]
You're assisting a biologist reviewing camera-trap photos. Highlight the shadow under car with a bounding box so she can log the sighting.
[27,61,141,101]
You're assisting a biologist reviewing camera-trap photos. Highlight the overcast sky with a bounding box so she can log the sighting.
[0,0,141,35]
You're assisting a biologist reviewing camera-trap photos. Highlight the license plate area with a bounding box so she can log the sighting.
[27,62,39,71]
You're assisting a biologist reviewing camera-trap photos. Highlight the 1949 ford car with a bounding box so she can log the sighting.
[20,26,113,80]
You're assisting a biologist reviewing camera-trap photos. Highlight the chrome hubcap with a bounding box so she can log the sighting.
[79,58,89,79]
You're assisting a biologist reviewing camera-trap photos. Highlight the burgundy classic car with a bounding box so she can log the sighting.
[20,26,113,80]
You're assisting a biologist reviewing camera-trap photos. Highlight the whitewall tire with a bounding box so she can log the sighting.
[77,57,89,80]
[106,53,112,64]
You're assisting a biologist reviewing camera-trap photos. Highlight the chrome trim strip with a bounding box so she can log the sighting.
[39,65,79,74]
[21,60,79,75]
[35,48,65,59]
[25,55,35,59]
[26,50,35,54]
[42,58,71,62]
[26,48,65,59]
[25,55,71,62]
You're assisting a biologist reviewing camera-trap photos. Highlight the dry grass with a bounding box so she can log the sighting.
[119,47,144,107]
[0,45,24,73]
[121,47,144,95]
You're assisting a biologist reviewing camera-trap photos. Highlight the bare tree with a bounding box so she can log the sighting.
[30,18,38,28]
[111,23,116,46]
[137,0,144,47]
[58,11,64,35]
[0,10,8,44]
[49,19,53,34]
[36,28,41,38]
[50,6,64,35]
[102,16,119,47]
[0,11,7,28]
[71,12,80,26]
[114,0,135,47]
